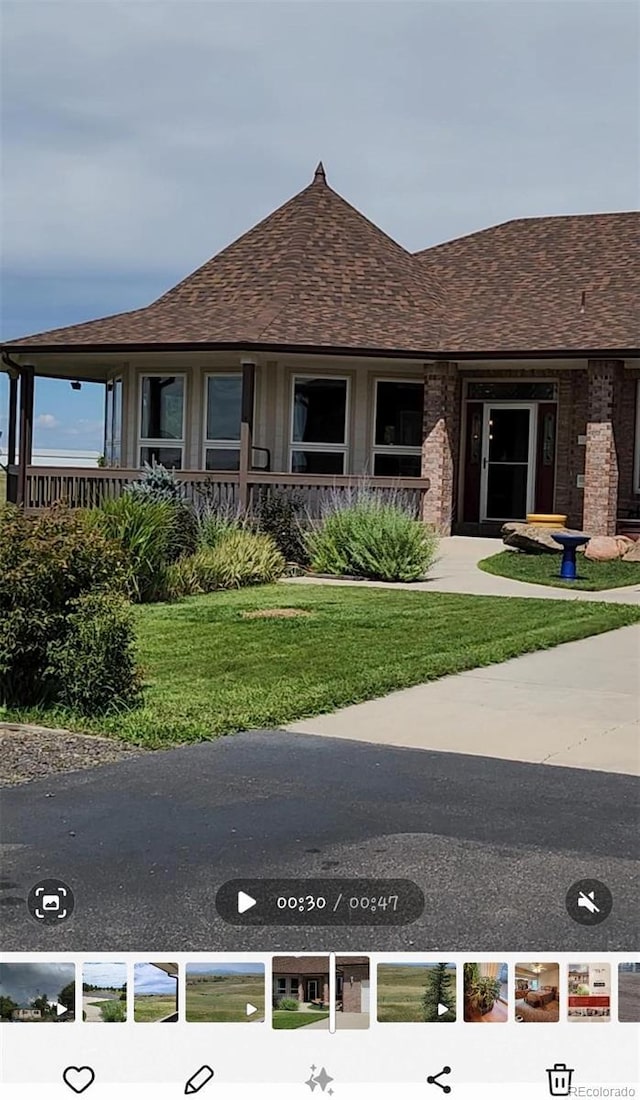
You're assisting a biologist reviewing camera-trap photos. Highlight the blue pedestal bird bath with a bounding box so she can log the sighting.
[551,532,591,581]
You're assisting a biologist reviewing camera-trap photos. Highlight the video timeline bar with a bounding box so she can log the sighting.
[215,879,425,926]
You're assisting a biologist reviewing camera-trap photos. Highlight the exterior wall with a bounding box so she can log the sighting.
[340,964,369,1013]
[583,359,625,535]
[421,361,459,534]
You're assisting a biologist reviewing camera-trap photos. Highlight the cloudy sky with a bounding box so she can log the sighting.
[134,962,177,995]
[1,0,638,453]
[0,963,75,1005]
[83,963,127,989]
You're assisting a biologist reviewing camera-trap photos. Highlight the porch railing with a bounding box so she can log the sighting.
[9,466,430,518]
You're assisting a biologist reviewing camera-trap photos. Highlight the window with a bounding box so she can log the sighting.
[139,375,185,468]
[372,379,423,476]
[104,377,123,467]
[290,375,349,474]
[275,978,287,996]
[204,374,242,471]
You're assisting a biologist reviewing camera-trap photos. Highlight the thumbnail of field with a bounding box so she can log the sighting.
[377,963,456,1023]
[186,966,265,1023]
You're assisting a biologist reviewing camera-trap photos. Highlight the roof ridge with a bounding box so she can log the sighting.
[415,210,640,257]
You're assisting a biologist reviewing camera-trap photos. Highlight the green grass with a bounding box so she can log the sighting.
[185,973,264,1022]
[377,965,456,1023]
[272,1010,330,1030]
[3,584,640,747]
[479,549,640,591]
[133,995,176,1022]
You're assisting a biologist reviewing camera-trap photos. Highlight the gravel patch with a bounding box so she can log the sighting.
[0,722,145,787]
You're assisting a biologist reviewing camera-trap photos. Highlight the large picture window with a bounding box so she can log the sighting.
[290,375,349,474]
[204,373,242,471]
[104,377,123,467]
[139,375,185,468]
[372,379,423,477]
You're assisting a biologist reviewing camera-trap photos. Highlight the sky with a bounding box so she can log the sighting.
[82,963,127,989]
[186,964,265,976]
[0,963,75,1005]
[134,963,178,995]
[1,0,638,455]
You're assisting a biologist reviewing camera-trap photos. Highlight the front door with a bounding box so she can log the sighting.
[480,404,536,521]
[306,979,319,1002]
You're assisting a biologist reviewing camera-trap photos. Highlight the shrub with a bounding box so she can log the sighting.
[125,463,199,561]
[0,505,130,707]
[47,592,141,715]
[163,555,202,600]
[198,511,244,551]
[277,998,300,1012]
[255,488,308,564]
[99,999,127,1023]
[305,498,438,582]
[96,496,178,602]
[200,530,285,590]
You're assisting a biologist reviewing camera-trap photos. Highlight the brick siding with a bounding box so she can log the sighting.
[421,361,460,534]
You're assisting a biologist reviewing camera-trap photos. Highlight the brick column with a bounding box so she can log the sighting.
[582,359,623,536]
[421,361,459,534]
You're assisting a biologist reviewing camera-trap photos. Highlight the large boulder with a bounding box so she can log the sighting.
[584,536,627,562]
[622,539,640,562]
[501,522,587,554]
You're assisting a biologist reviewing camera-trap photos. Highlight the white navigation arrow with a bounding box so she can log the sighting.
[246,1003,258,1017]
[437,1003,450,1017]
[237,890,257,915]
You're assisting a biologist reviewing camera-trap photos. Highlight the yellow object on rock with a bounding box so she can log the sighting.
[526,513,567,529]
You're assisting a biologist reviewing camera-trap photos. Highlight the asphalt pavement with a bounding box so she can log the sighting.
[1,729,638,953]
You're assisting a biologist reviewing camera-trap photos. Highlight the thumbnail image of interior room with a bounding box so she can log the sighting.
[185,963,265,1023]
[134,963,179,1023]
[82,963,127,1022]
[514,964,559,1022]
[618,963,640,1023]
[272,956,330,1030]
[463,962,508,1023]
[335,957,370,1030]
[0,963,75,1023]
[567,963,611,1022]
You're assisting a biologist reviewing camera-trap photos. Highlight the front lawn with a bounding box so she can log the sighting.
[3,584,639,746]
[272,1010,330,1030]
[479,550,640,591]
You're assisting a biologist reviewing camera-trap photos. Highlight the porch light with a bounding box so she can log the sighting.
[70,381,82,391]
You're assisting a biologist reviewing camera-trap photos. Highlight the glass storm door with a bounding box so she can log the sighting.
[481,404,536,521]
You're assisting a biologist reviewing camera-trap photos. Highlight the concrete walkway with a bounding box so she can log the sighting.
[287,623,640,776]
[288,535,640,604]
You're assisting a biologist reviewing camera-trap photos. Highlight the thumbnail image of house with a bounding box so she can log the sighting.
[11,1007,43,1021]
[568,963,611,1022]
[133,963,179,1023]
[0,963,76,1024]
[272,956,330,1031]
[3,165,638,541]
[514,963,560,1022]
[335,957,370,1030]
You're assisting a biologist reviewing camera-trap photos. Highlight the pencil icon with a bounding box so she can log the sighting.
[184,1065,214,1094]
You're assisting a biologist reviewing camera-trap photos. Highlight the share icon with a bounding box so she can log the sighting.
[427,1065,452,1094]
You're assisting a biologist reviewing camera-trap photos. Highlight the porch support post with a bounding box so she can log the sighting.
[238,358,256,511]
[16,365,35,508]
[6,373,19,503]
[421,361,459,534]
[582,359,623,536]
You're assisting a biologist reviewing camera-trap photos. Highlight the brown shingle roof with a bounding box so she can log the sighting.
[5,169,637,356]
[272,956,329,976]
[6,163,441,353]
[414,212,639,353]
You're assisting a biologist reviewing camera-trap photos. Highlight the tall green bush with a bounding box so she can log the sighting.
[192,530,285,591]
[255,488,308,564]
[306,498,438,582]
[0,504,137,710]
[96,496,178,602]
[125,462,199,560]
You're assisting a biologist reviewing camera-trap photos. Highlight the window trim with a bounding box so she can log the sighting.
[138,372,186,468]
[201,371,247,471]
[289,373,350,474]
[371,376,423,477]
[634,380,640,494]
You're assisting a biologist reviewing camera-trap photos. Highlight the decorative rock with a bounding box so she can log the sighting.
[622,540,640,562]
[584,536,625,562]
[501,522,588,555]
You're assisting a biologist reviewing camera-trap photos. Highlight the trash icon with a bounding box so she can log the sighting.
[546,1063,574,1096]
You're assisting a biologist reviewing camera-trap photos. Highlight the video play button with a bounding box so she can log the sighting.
[237,891,257,915]
[246,1003,258,1017]
[437,1003,450,1017]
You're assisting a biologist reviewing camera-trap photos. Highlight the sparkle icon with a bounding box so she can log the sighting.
[305,1066,335,1094]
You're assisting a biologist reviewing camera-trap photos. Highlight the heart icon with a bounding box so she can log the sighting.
[63,1067,95,1094]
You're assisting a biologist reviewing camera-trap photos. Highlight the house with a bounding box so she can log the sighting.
[336,956,370,1016]
[272,956,330,1007]
[11,1007,43,1021]
[2,164,638,535]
